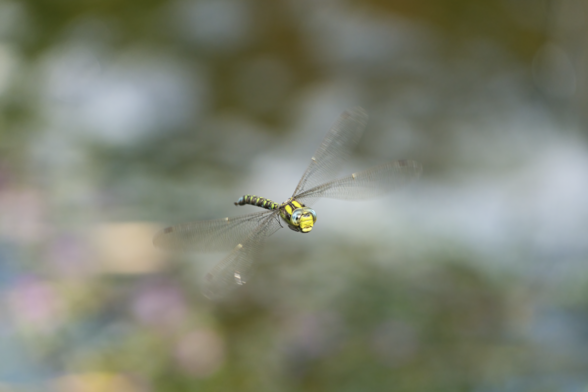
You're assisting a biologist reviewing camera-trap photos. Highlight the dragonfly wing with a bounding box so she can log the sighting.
[296,160,422,204]
[153,210,275,252]
[292,107,368,204]
[202,212,282,299]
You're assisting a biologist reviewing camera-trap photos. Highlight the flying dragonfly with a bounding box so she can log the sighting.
[154,107,422,299]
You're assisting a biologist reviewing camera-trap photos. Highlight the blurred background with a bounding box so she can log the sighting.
[1,0,588,391]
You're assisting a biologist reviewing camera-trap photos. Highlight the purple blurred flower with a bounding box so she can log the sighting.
[130,282,187,332]
[49,234,94,278]
[282,312,345,360]
[6,276,65,332]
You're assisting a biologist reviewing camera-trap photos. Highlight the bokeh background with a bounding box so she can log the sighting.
[1,0,588,391]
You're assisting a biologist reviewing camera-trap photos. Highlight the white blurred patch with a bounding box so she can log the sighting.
[41,47,206,146]
[514,142,588,254]
[168,0,253,52]
[299,2,434,74]
[43,45,104,104]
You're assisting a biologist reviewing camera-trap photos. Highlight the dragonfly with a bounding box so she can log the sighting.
[154,107,422,299]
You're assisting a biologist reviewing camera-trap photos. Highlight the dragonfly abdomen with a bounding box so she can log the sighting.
[234,195,278,210]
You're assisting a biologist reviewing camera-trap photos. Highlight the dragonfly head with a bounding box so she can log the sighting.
[291,207,317,233]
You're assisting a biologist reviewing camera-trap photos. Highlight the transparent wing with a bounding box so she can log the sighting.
[203,212,282,300]
[295,160,422,204]
[291,107,368,205]
[153,210,275,252]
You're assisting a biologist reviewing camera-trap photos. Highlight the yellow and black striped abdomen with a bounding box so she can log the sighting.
[234,195,278,210]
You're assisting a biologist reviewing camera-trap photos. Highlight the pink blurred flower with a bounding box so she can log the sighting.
[0,189,47,244]
[130,282,188,332]
[282,312,345,359]
[174,329,225,377]
[6,276,65,332]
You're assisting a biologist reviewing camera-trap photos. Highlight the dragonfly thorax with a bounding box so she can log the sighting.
[279,199,317,233]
